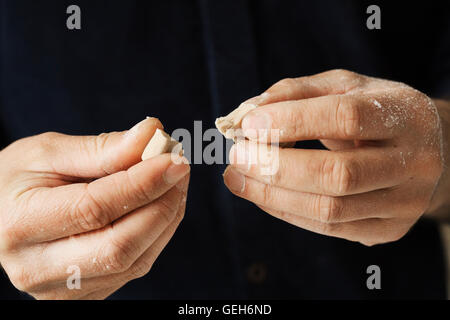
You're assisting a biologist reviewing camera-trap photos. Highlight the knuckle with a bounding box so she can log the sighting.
[128,259,154,280]
[360,240,377,247]
[176,205,186,222]
[91,133,116,175]
[387,229,407,243]
[320,158,355,196]
[278,77,296,87]
[360,228,407,247]
[317,195,344,223]
[261,183,274,205]
[332,69,357,79]
[322,156,358,196]
[124,170,152,203]
[316,221,339,236]
[101,236,137,273]
[335,96,361,138]
[8,266,40,292]
[37,132,58,151]
[335,159,358,195]
[72,186,109,232]
[266,169,281,186]
[0,212,31,251]
[274,78,297,91]
[274,208,289,221]
[152,198,178,224]
[29,132,59,159]
[38,131,59,141]
[0,222,20,252]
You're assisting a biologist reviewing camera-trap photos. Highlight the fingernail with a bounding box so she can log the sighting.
[125,117,161,139]
[242,111,272,140]
[164,162,190,185]
[170,154,190,165]
[126,119,147,136]
[176,176,190,192]
[223,167,245,193]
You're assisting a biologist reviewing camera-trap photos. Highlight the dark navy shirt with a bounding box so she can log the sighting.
[0,0,449,299]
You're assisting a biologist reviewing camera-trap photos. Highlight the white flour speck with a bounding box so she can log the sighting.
[373,99,383,109]
[400,151,406,167]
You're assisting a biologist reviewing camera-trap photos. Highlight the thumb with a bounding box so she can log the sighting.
[41,117,163,178]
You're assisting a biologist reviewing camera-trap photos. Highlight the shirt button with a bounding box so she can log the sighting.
[246,263,268,284]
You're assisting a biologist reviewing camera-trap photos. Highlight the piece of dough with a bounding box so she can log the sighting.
[215,103,257,140]
[216,102,293,148]
[141,128,183,160]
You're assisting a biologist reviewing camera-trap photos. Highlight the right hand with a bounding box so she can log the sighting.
[0,118,190,299]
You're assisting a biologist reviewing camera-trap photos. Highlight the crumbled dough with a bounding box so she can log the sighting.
[215,103,257,140]
[141,128,183,160]
[216,102,293,148]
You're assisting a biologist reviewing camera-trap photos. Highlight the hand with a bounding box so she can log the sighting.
[0,118,190,299]
[223,69,444,246]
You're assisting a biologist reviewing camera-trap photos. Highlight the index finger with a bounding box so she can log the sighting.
[258,69,364,105]
[12,154,190,244]
[241,94,401,143]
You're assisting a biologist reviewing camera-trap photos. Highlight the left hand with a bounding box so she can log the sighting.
[223,69,444,246]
